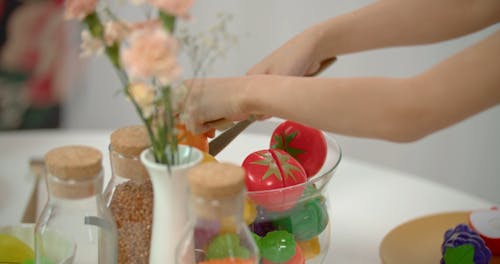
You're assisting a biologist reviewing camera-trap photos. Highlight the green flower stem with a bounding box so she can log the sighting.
[105,43,121,69]
[158,11,180,166]
[155,124,166,164]
[121,83,165,163]
[82,11,181,166]
[162,85,179,165]
[83,12,165,163]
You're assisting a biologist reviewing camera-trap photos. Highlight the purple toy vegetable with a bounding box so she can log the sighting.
[440,223,491,264]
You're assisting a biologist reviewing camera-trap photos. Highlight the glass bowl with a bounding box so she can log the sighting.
[0,224,75,264]
[233,126,341,264]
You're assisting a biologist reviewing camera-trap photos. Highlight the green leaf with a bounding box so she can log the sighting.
[443,244,475,264]
[271,131,304,158]
[159,11,176,32]
[285,131,298,145]
[250,152,282,181]
[83,12,104,38]
[271,134,285,149]
[274,151,303,182]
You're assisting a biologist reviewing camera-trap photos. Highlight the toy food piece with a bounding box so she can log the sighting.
[440,223,491,264]
[258,230,305,264]
[268,244,305,264]
[297,237,321,260]
[243,149,307,212]
[219,217,239,234]
[194,219,220,249]
[249,206,277,237]
[206,233,250,260]
[21,256,54,264]
[262,245,304,264]
[198,258,254,264]
[272,185,329,241]
[0,233,34,263]
[244,199,257,226]
[202,152,218,163]
[469,208,500,256]
[252,232,262,246]
[270,120,327,178]
[177,123,214,152]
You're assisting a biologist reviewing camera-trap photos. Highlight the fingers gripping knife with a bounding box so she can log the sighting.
[208,56,337,156]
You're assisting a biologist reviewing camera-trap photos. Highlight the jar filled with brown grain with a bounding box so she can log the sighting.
[176,162,259,264]
[104,125,153,264]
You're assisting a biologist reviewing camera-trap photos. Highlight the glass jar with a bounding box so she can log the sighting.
[35,145,117,264]
[176,162,259,264]
[246,132,341,264]
[103,125,152,264]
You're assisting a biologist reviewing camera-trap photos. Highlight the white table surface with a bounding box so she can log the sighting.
[0,120,496,263]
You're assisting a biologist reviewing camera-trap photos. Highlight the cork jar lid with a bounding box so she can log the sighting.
[110,125,151,156]
[187,162,245,199]
[45,145,102,181]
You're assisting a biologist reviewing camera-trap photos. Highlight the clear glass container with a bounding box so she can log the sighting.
[103,125,152,264]
[176,162,259,264]
[246,132,341,264]
[35,145,117,264]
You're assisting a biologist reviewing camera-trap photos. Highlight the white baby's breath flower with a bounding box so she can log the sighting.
[171,84,188,113]
[104,20,130,46]
[80,30,104,58]
[130,0,145,5]
[201,35,214,49]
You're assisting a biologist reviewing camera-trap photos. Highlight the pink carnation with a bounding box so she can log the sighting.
[64,0,97,20]
[121,24,181,84]
[147,0,194,18]
[130,19,162,31]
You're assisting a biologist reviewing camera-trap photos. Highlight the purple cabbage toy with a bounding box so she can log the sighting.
[440,223,491,264]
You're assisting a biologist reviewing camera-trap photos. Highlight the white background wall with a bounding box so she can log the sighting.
[62,0,500,202]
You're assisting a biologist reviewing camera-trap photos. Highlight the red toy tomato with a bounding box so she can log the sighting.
[270,120,327,177]
[242,149,307,212]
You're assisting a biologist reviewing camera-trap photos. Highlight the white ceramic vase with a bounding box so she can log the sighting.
[140,146,202,264]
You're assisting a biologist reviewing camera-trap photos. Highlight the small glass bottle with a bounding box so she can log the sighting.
[35,145,117,264]
[177,162,259,264]
[103,125,153,264]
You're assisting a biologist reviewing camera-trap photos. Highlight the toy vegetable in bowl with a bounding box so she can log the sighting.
[270,120,327,178]
[242,120,341,263]
[243,149,307,212]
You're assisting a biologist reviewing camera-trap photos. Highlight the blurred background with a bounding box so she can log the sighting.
[1,0,499,202]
